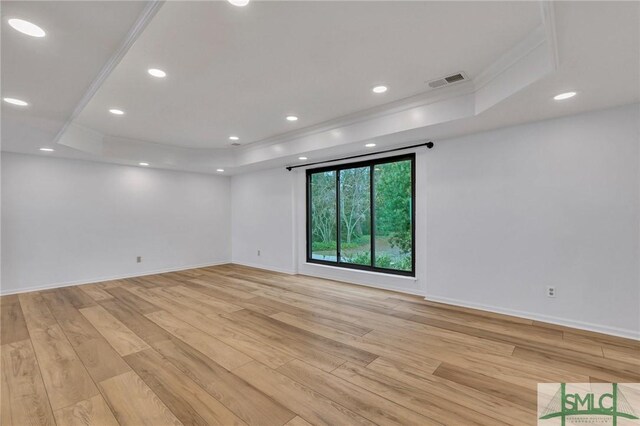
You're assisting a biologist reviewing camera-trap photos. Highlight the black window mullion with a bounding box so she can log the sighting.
[306,173,311,261]
[411,156,416,274]
[369,165,375,268]
[335,170,341,264]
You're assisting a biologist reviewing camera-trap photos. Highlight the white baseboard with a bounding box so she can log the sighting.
[424,294,640,341]
[0,260,231,296]
[231,261,296,275]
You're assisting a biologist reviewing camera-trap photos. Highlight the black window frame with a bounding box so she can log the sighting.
[306,153,416,277]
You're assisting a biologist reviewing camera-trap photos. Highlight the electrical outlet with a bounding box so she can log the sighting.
[257,250,261,256]
[546,286,556,298]
[137,256,142,263]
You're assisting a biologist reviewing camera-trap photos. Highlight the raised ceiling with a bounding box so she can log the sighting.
[1,1,149,152]
[74,1,540,149]
[1,1,639,174]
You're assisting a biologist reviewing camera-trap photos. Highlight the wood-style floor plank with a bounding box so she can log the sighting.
[333,361,509,425]
[367,357,535,425]
[218,312,349,372]
[18,292,57,330]
[250,295,374,336]
[268,309,444,376]
[234,361,375,426]
[542,322,640,350]
[284,416,313,426]
[132,289,294,368]
[105,286,162,315]
[187,278,257,300]
[42,289,131,383]
[78,284,114,302]
[1,339,55,426]
[53,394,119,426]
[511,346,640,383]
[19,292,100,410]
[124,348,247,425]
[277,359,438,425]
[404,311,605,357]
[27,323,100,411]
[432,362,537,411]
[53,287,97,310]
[402,298,534,324]
[154,285,243,314]
[98,299,172,346]
[150,337,296,426]
[98,371,182,426]
[94,279,127,290]
[145,309,253,371]
[79,305,150,356]
[3,264,638,426]
[602,345,640,365]
[224,309,378,367]
[0,295,30,345]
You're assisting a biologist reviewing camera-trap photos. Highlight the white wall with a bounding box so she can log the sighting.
[232,103,639,338]
[1,153,231,294]
[231,168,296,273]
[425,103,639,338]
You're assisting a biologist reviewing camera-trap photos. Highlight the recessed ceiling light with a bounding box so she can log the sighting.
[286,115,299,122]
[8,19,46,38]
[216,168,225,172]
[554,91,577,101]
[365,143,376,148]
[372,85,388,94]
[299,156,308,160]
[109,109,124,115]
[139,162,149,166]
[3,97,28,106]
[229,136,239,141]
[148,68,166,78]
[39,148,54,152]
[228,0,250,6]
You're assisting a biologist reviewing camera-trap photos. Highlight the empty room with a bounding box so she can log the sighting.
[1,1,639,425]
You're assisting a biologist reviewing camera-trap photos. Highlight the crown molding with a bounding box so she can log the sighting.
[540,0,560,71]
[53,1,165,146]
[474,24,547,92]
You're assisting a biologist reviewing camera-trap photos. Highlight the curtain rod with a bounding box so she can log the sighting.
[285,141,434,171]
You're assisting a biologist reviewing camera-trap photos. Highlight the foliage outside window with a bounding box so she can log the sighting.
[307,154,414,276]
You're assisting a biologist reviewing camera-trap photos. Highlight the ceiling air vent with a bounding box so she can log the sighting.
[428,72,467,89]
[231,142,241,147]
[445,73,465,83]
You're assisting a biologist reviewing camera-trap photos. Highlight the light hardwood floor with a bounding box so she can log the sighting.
[1,264,638,425]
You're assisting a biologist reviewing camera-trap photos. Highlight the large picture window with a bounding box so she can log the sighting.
[307,154,415,276]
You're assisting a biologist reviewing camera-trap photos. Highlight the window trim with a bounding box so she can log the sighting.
[306,153,416,277]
